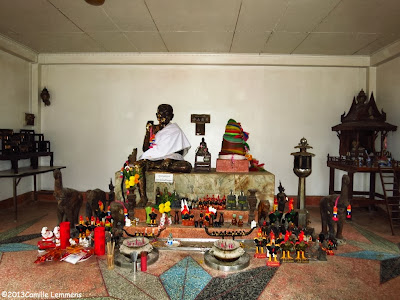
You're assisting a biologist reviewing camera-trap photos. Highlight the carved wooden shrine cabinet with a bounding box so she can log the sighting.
[327,90,398,206]
[331,89,397,159]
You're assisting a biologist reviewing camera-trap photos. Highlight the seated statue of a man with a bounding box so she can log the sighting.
[133,104,192,207]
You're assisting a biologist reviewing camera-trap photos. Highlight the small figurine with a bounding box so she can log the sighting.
[204,206,216,226]
[295,231,309,263]
[108,178,115,205]
[53,226,61,247]
[238,215,244,227]
[167,233,173,246]
[37,227,56,251]
[237,191,248,210]
[231,214,237,226]
[218,212,224,226]
[194,138,212,172]
[96,201,106,224]
[284,199,298,226]
[174,210,180,224]
[251,220,257,229]
[277,181,288,213]
[76,216,88,239]
[280,231,294,262]
[105,219,112,231]
[266,231,280,266]
[155,187,162,205]
[254,228,266,258]
[227,190,237,209]
[273,198,278,212]
[149,208,157,226]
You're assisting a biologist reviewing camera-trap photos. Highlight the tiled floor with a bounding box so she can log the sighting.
[0,199,400,300]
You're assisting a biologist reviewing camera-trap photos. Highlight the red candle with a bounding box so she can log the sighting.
[141,251,147,271]
[59,222,70,249]
[94,227,105,256]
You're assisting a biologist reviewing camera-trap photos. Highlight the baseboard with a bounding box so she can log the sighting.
[0,192,34,210]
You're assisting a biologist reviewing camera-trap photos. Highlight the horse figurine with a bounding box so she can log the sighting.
[54,169,83,228]
[320,174,350,240]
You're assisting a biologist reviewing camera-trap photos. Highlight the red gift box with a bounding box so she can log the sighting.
[216,159,249,173]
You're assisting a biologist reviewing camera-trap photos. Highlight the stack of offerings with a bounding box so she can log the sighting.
[216,119,249,172]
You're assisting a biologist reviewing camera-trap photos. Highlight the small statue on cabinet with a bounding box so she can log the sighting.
[194,137,212,172]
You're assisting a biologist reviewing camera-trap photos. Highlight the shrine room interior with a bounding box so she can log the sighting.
[1,1,400,300]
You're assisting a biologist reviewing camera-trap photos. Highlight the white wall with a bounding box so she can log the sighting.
[0,49,33,200]
[37,59,368,198]
[376,56,400,160]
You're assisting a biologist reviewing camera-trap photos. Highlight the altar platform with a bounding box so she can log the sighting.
[123,208,259,240]
[115,169,275,207]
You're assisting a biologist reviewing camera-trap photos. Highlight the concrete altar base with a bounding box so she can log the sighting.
[115,170,275,207]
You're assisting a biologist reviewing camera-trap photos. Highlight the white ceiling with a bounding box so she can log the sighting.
[0,0,400,56]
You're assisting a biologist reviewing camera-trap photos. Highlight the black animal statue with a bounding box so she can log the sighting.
[54,169,83,229]
[320,174,350,240]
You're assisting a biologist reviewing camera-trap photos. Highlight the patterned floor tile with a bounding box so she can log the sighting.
[0,233,41,244]
[351,223,400,254]
[160,256,212,300]
[337,250,400,261]
[380,256,400,284]
[100,259,169,300]
[196,266,277,300]
[0,243,38,252]
[98,258,154,300]
[0,215,46,241]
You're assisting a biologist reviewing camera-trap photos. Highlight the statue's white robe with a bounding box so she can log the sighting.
[139,123,191,161]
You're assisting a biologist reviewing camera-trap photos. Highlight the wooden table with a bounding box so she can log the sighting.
[327,159,400,204]
[0,166,65,221]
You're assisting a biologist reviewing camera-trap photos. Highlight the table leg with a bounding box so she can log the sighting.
[11,159,18,174]
[13,177,17,222]
[329,167,335,194]
[369,172,376,200]
[34,174,37,202]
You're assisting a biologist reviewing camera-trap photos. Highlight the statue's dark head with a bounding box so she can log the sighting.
[278,181,285,193]
[157,104,174,126]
